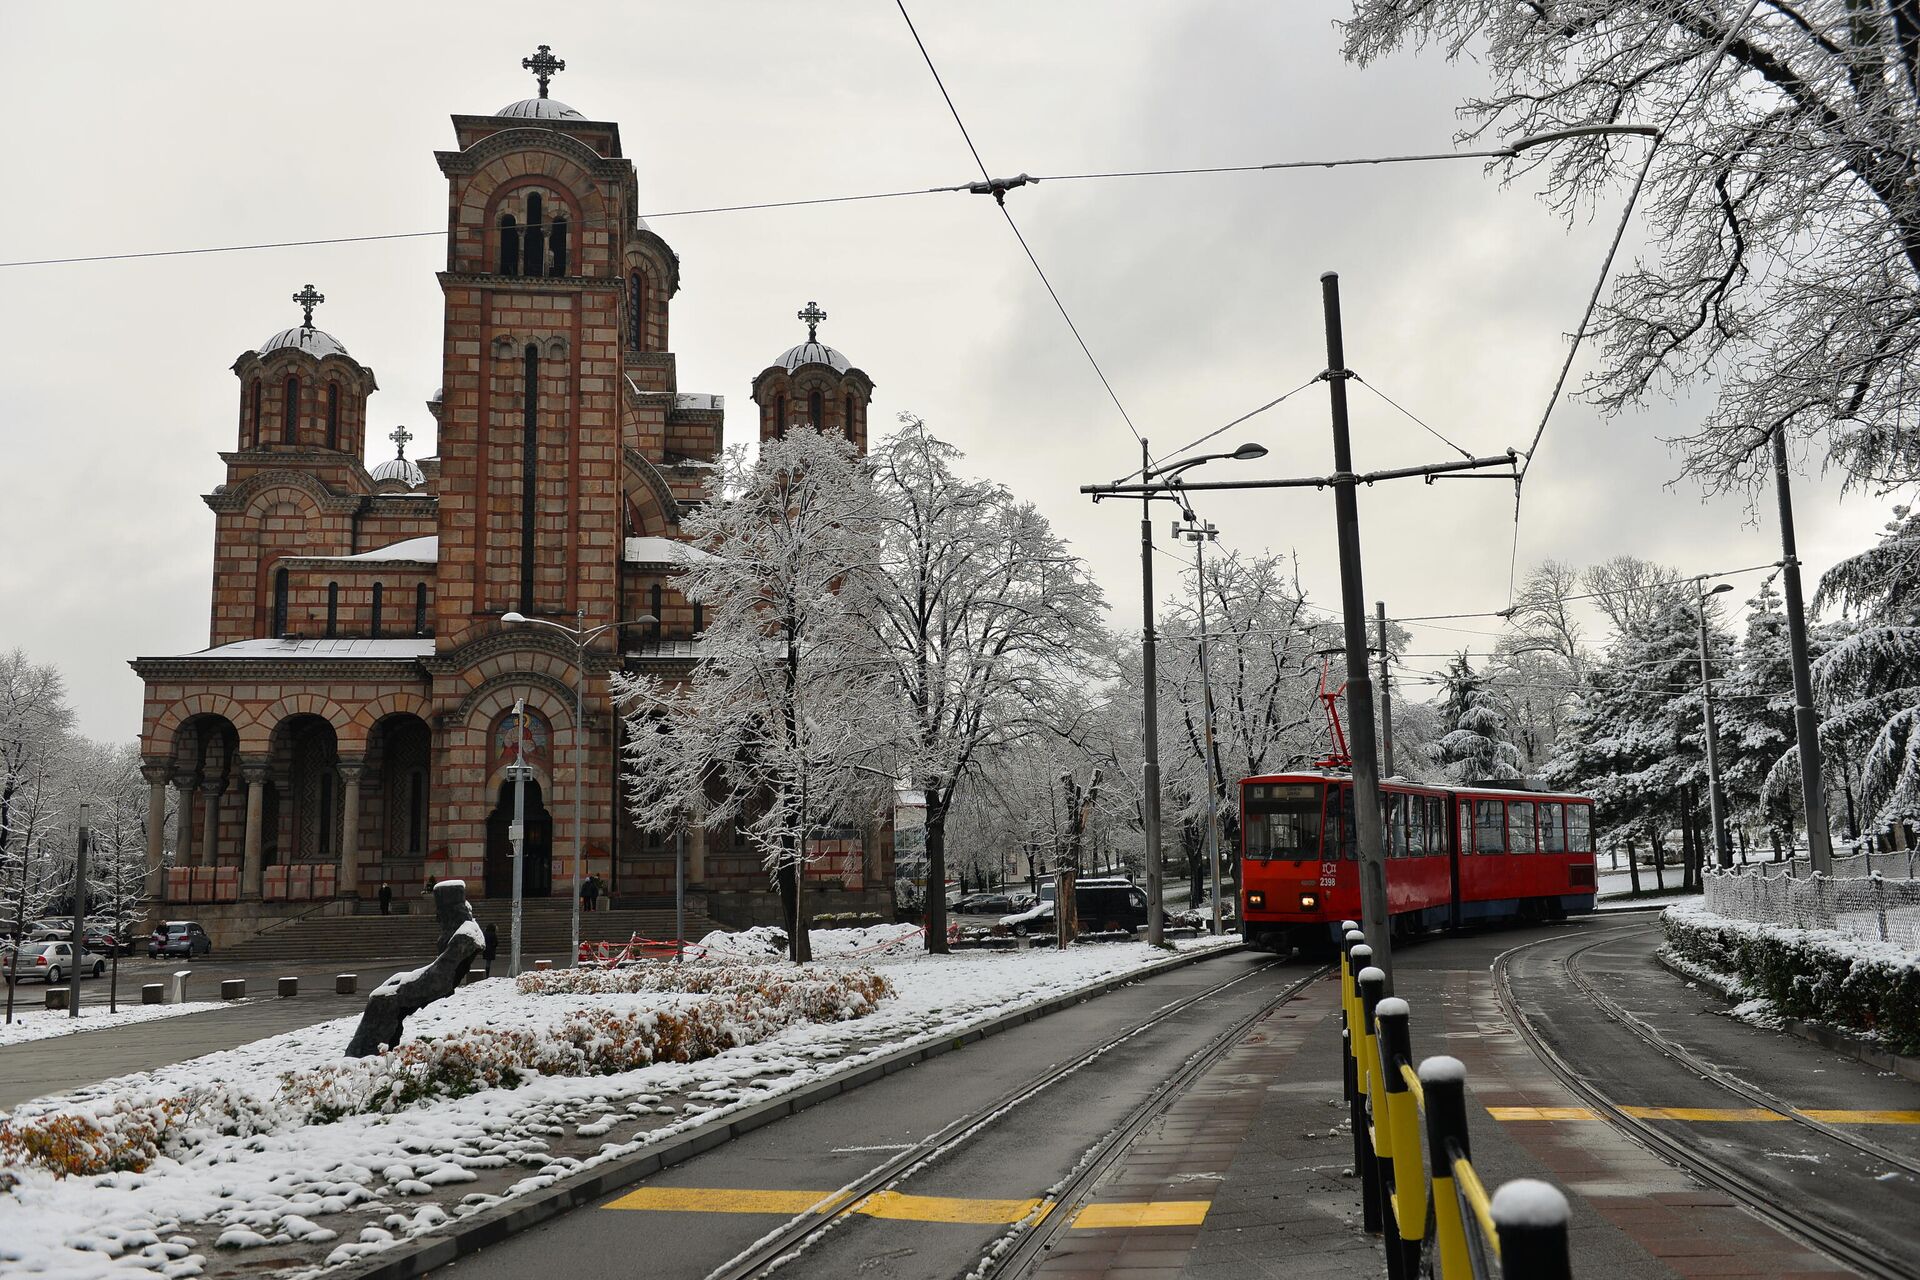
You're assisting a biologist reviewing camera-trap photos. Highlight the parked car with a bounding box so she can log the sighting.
[148,921,214,958]
[85,925,135,956]
[7,941,105,984]
[999,877,1166,937]
[954,892,1015,915]
[25,917,73,943]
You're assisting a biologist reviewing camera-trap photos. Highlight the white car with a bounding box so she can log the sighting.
[7,941,105,984]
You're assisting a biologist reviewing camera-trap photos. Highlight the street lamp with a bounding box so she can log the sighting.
[501,610,657,964]
[1127,440,1267,946]
[1693,580,1735,869]
[69,804,90,1020]
[1173,513,1227,935]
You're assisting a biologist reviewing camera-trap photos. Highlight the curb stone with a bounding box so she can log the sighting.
[1655,947,1920,1085]
[326,940,1249,1280]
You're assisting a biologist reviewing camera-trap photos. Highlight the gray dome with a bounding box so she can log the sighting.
[371,455,425,487]
[260,326,350,359]
[496,97,585,120]
[776,341,851,374]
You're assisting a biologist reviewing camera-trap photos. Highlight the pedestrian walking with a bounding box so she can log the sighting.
[482,922,499,977]
[378,883,393,916]
[582,874,600,914]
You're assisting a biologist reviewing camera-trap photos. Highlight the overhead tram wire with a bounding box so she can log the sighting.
[1348,373,1475,461]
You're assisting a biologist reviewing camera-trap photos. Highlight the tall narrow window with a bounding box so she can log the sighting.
[325,582,339,637]
[627,271,644,350]
[370,582,384,638]
[548,214,568,276]
[414,582,428,635]
[844,394,855,437]
[523,193,545,277]
[520,343,540,614]
[692,602,704,634]
[325,384,340,451]
[283,375,300,444]
[808,390,824,428]
[650,584,663,641]
[775,395,786,436]
[249,380,263,447]
[498,213,520,274]
[272,567,289,636]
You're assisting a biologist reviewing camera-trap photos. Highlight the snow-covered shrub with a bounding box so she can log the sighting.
[1662,905,1920,1053]
[0,1097,186,1177]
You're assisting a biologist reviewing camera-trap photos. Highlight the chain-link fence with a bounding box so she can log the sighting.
[1703,868,1920,949]
[1737,850,1920,881]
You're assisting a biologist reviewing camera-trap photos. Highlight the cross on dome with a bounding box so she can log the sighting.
[293,284,325,330]
[522,44,565,98]
[389,425,413,458]
[798,300,827,342]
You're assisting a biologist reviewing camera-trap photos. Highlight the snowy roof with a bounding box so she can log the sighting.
[285,536,438,564]
[370,455,426,487]
[179,638,436,661]
[496,97,585,120]
[625,638,709,661]
[258,326,350,359]
[774,341,851,374]
[674,392,724,411]
[624,535,709,566]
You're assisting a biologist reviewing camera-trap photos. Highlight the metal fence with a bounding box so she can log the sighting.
[1702,868,1920,949]
[1738,850,1920,880]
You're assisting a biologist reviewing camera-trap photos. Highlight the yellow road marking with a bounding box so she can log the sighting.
[603,1186,1205,1227]
[1488,1106,1920,1125]
[1072,1200,1212,1228]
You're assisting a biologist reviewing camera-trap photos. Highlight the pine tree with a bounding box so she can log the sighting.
[1432,654,1522,783]
[1717,582,1800,855]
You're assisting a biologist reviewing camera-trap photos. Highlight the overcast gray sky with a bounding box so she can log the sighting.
[0,1,1891,743]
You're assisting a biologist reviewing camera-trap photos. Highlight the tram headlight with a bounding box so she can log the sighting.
[1247,890,1266,909]
[1299,892,1320,911]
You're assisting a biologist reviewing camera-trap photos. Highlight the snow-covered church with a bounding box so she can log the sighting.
[130,49,893,947]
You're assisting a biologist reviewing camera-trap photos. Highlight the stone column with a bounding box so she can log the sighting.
[240,764,268,899]
[142,764,171,903]
[172,775,197,873]
[337,760,364,898]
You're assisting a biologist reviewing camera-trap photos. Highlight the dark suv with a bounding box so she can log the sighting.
[1000,877,1160,937]
[149,921,213,958]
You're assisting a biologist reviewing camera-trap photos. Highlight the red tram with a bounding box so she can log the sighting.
[1237,771,1597,953]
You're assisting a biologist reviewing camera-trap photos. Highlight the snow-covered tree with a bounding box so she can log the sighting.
[1717,582,1802,855]
[862,419,1107,953]
[1432,654,1523,783]
[2,650,75,1017]
[1813,506,1920,842]
[1343,2,1920,494]
[615,428,894,963]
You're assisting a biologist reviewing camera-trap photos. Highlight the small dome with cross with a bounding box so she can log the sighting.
[258,284,353,360]
[370,425,424,489]
[496,45,584,120]
[774,302,852,373]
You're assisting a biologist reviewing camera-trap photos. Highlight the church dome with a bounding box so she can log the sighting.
[775,340,851,374]
[260,325,350,359]
[370,454,425,487]
[496,96,585,120]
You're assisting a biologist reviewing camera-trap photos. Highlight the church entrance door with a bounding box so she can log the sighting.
[485,778,553,898]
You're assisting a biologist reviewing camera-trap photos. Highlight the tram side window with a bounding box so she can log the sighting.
[1242,782,1324,861]
[1568,804,1593,853]
[1339,785,1357,860]
[1538,802,1564,852]
[1384,793,1403,858]
[1509,801,1538,853]
[1431,798,1449,853]
[1459,804,1472,855]
[1407,795,1427,855]
[1474,799,1506,853]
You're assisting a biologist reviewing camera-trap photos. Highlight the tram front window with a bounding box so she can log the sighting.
[1244,782,1325,861]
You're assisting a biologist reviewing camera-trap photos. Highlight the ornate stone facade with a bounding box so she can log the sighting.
[131,56,890,937]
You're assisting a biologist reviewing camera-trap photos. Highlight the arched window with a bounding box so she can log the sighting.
[325,582,339,637]
[628,271,644,350]
[249,380,263,448]
[808,390,824,429]
[498,213,520,275]
[414,582,428,635]
[775,395,787,436]
[325,384,340,451]
[548,214,568,277]
[283,375,300,444]
[523,193,545,277]
[370,582,384,638]
[845,394,856,437]
[272,567,289,636]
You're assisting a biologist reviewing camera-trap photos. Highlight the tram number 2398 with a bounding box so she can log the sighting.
[1318,863,1338,888]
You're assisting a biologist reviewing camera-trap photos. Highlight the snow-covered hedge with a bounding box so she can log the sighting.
[1662,904,1920,1054]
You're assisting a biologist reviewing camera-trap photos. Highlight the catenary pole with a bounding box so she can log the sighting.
[1188,521,1226,934]
[1771,430,1834,873]
[1321,273,1392,989]
[510,697,527,977]
[69,805,90,1019]
[1695,583,1733,867]
[1140,438,1166,946]
[1376,601,1395,779]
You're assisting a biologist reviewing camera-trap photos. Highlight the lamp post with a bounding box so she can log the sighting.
[1131,441,1266,946]
[69,803,90,1020]
[1173,513,1226,935]
[1694,580,1734,868]
[502,610,657,965]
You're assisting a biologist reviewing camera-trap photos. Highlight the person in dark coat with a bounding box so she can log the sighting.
[378,883,393,916]
[481,922,499,977]
[583,874,601,913]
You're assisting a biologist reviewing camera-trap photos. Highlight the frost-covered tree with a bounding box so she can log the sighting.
[1717,582,1802,855]
[2,650,75,1017]
[1812,506,1920,841]
[1343,2,1920,492]
[862,419,1106,953]
[615,429,894,964]
[1432,654,1524,783]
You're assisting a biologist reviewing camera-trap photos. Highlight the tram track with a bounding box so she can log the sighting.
[1494,925,1920,1280]
[702,958,1330,1280]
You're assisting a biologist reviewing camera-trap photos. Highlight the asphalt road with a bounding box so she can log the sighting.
[434,951,1303,1280]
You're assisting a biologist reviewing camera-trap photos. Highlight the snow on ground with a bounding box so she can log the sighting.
[1,929,1237,1280]
[0,1001,231,1048]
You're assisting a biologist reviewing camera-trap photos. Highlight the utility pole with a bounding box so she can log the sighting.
[1771,429,1834,873]
[1139,438,1166,946]
[1178,515,1227,935]
[1376,601,1395,779]
[69,804,90,1019]
[1695,580,1734,867]
[1322,272,1393,989]
[510,697,527,977]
